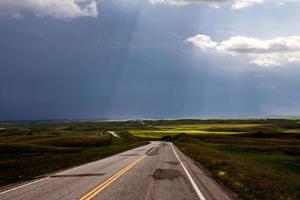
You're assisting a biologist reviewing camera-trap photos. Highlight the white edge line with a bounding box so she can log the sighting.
[0,161,89,195]
[0,178,49,195]
[170,143,206,200]
[0,156,99,196]
[0,142,154,195]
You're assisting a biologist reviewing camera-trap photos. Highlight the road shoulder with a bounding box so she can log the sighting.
[172,143,236,200]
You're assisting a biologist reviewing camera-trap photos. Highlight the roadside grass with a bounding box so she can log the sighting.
[0,123,149,187]
[174,134,300,200]
[0,141,148,186]
[29,135,112,147]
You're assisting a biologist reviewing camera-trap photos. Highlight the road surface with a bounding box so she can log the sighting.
[0,142,232,200]
[107,131,120,138]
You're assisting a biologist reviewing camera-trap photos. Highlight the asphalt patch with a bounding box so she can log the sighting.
[159,143,168,147]
[146,147,159,156]
[153,169,182,180]
[145,147,154,154]
[164,161,180,165]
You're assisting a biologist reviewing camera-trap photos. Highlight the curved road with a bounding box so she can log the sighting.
[0,142,232,200]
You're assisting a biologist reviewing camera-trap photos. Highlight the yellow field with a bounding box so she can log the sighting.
[130,124,264,138]
[283,129,300,134]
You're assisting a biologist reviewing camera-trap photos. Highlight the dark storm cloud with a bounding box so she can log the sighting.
[1,0,300,120]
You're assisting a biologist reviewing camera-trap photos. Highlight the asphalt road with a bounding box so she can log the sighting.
[0,142,232,200]
[107,131,120,138]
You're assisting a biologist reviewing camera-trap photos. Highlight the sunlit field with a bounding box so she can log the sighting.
[130,123,266,138]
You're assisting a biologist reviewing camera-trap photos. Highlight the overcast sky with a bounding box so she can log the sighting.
[1,0,300,120]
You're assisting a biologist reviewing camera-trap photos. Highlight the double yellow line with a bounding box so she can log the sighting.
[80,155,147,200]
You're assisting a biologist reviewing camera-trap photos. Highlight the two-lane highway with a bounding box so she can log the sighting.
[0,142,232,200]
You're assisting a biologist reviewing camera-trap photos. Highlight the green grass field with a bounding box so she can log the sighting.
[175,135,300,200]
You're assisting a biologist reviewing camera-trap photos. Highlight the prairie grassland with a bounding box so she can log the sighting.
[174,131,300,200]
[156,123,263,129]
[1,118,300,200]
[130,130,243,138]
[176,141,300,200]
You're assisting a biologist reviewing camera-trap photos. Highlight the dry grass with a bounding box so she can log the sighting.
[175,136,300,200]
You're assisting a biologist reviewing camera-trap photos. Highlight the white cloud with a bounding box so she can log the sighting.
[0,0,98,19]
[187,34,300,67]
[150,0,300,9]
[186,34,217,49]
[149,0,228,7]
[232,0,264,9]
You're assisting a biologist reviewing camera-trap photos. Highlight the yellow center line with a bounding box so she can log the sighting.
[80,155,147,200]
